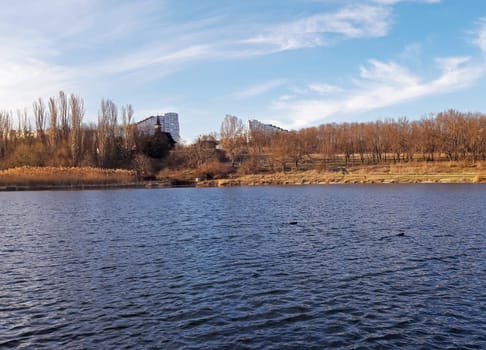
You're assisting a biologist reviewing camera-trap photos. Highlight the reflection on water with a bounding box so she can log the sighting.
[1,185,486,348]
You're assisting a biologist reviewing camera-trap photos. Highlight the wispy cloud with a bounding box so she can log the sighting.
[0,0,455,131]
[96,45,214,77]
[243,5,392,53]
[474,17,486,54]
[273,56,486,129]
[233,80,287,100]
[358,59,420,85]
[0,0,164,111]
[88,3,397,78]
[0,0,402,113]
[308,83,344,95]
[372,0,441,4]
[0,36,75,110]
[265,12,486,130]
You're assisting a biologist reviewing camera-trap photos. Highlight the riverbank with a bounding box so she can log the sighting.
[196,162,486,187]
[1,162,485,191]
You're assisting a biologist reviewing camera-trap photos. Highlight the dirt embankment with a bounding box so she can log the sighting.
[196,163,486,187]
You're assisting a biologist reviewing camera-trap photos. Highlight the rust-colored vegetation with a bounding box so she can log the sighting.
[0,167,137,189]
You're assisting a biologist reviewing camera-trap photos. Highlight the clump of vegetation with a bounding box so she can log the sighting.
[0,166,137,187]
[195,160,233,180]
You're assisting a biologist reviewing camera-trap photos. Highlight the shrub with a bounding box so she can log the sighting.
[196,161,232,180]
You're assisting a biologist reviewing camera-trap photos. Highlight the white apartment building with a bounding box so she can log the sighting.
[246,119,286,140]
[137,113,180,141]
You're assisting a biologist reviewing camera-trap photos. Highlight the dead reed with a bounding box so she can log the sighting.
[0,166,138,187]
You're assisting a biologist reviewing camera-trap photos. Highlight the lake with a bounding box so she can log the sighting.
[1,185,486,349]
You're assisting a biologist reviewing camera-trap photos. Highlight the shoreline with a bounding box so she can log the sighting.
[0,183,145,192]
[1,165,485,191]
[1,176,484,192]
[196,173,486,187]
[193,165,486,187]
[6,174,483,192]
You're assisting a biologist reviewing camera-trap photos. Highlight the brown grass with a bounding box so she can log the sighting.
[10,161,476,190]
[0,166,138,188]
[198,161,486,187]
[157,168,197,182]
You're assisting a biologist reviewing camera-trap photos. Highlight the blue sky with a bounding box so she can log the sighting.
[2,0,486,141]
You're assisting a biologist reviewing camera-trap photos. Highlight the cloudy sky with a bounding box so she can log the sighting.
[1,0,486,140]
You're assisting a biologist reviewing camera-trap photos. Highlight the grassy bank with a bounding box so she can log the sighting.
[0,167,139,190]
[1,162,485,191]
[197,162,486,187]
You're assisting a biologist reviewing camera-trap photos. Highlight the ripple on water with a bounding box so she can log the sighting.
[1,186,486,348]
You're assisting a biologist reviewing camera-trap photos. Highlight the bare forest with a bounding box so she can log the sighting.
[2,92,486,183]
[0,92,168,178]
[179,111,486,180]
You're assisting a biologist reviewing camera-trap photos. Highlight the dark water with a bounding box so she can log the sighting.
[1,185,486,349]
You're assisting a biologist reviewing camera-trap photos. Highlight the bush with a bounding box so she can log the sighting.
[132,153,154,179]
[196,161,232,180]
[3,142,50,168]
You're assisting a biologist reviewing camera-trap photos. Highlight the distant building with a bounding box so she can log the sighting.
[246,119,286,141]
[137,113,180,141]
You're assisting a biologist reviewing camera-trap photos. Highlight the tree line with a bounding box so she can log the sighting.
[209,111,486,175]
[0,91,172,175]
[2,92,486,178]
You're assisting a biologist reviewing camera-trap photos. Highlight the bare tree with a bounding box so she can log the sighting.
[220,114,245,166]
[243,128,270,173]
[97,99,118,167]
[48,97,58,148]
[121,104,135,156]
[33,98,47,144]
[133,153,153,179]
[17,108,31,139]
[58,91,70,142]
[69,94,85,166]
[268,132,289,172]
[0,110,12,158]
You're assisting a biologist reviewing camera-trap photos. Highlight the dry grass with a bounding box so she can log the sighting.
[385,161,479,175]
[10,161,475,190]
[0,166,138,188]
[201,161,486,187]
[157,168,197,182]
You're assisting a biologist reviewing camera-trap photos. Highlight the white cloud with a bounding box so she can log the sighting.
[243,5,392,53]
[272,57,486,129]
[308,83,344,95]
[268,11,486,130]
[359,60,420,85]
[0,37,75,111]
[0,0,164,112]
[435,57,471,72]
[0,0,437,105]
[398,43,423,67]
[95,45,213,77]
[475,18,486,54]
[91,3,396,76]
[372,0,441,4]
[0,0,467,130]
[234,80,287,100]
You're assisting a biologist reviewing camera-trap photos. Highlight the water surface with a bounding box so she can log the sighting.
[1,185,485,349]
